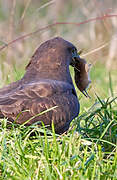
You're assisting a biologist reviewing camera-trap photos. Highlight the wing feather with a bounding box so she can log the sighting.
[0,80,79,133]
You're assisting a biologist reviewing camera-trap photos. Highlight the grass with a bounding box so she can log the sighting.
[0,96,117,179]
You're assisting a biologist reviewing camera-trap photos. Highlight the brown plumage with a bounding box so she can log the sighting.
[0,37,82,134]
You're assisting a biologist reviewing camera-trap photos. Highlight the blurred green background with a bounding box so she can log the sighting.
[0,0,117,111]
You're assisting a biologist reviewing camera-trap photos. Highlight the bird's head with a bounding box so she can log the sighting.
[26,37,79,71]
[25,37,91,97]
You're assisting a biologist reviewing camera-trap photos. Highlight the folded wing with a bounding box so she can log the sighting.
[0,80,79,133]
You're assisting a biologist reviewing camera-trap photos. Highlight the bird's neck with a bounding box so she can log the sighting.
[22,66,73,84]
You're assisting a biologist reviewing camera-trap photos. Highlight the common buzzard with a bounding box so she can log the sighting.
[0,37,91,134]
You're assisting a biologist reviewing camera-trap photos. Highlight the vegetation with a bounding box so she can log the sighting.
[0,95,117,179]
[0,0,117,179]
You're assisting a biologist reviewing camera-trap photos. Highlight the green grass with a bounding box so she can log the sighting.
[0,96,117,179]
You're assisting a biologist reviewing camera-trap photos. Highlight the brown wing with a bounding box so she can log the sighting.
[0,81,20,96]
[0,81,79,134]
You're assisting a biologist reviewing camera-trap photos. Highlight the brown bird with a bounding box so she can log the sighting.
[0,37,82,134]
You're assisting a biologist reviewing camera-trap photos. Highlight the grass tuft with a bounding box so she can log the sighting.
[0,95,117,179]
